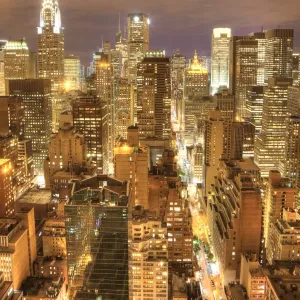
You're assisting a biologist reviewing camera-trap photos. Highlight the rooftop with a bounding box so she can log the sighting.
[18,188,52,205]
[268,276,300,300]
[0,158,10,166]
[22,277,65,299]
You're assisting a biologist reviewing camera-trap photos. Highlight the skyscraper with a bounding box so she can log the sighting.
[232,38,258,120]
[0,159,14,217]
[3,39,29,82]
[211,28,231,94]
[72,96,105,174]
[8,79,52,176]
[127,13,149,82]
[183,50,209,99]
[65,176,129,299]
[37,0,64,92]
[137,50,171,138]
[0,40,7,96]
[254,77,293,177]
[64,55,81,91]
[264,29,293,82]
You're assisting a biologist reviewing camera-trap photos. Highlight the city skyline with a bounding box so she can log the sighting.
[1,0,300,64]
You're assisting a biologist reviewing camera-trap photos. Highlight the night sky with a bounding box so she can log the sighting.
[1,0,300,64]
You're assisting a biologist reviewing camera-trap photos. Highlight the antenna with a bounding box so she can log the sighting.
[118,12,121,33]
[102,35,103,49]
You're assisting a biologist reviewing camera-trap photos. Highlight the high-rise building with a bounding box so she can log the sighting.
[37,0,64,92]
[183,50,209,99]
[214,89,234,121]
[114,126,149,208]
[3,39,29,84]
[8,79,52,175]
[137,50,171,138]
[171,49,186,89]
[248,31,266,86]
[0,96,24,138]
[207,160,262,284]
[44,113,86,189]
[281,116,300,191]
[292,53,300,86]
[115,78,132,139]
[127,13,150,82]
[245,86,264,134]
[287,85,300,115]
[129,208,168,300]
[0,40,7,96]
[72,96,105,173]
[254,77,293,177]
[264,29,293,82]
[64,55,81,91]
[211,28,231,94]
[232,38,258,120]
[65,176,130,299]
[0,159,14,217]
[263,170,296,251]
[164,183,193,262]
[0,218,31,289]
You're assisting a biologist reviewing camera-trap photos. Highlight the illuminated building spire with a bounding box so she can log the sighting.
[38,0,62,34]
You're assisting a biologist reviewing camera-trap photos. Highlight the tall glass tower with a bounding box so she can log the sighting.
[37,0,64,93]
[211,28,231,95]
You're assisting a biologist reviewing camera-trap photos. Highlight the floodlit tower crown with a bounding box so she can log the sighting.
[38,0,62,33]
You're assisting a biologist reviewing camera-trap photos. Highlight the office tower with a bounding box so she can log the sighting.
[0,40,7,96]
[37,0,64,92]
[9,79,52,175]
[263,170,296,250]
[42,218,66,257]
[3,39,29,82]
[73,96,105,173]
[65,176,129,299]
[114,127,149,208]
[0,96,24,138]
[137,50,171,138]
[0,218,30,289]
[95,51,114,173]
[267,208,300,264]
[292,53,300,86]
[44,113,86,189]
[29,52,37,79]
[211,28,231,94]
[0,159,14,217]
[115,29,128,78]
[204,110,230,194]
[16,208,37,275]
[127,13,150,82]
[232,38,258,120]
[287,85,300,115]
[245,86,264,134]
[171,49,186,88]
[248,31,266,86]
[64,55,81,91]
[129,208,168,300]
[207,160,262,283]
[111,49,122,77]
[264,29,293,81]
[115,78,132,139]
[18,140,34,185]
[0,135,33,201]
[164,183,193,262]
[254,77,292,177]
[281,116,300,191]
[214,89,234,120]
[183,50,209,99]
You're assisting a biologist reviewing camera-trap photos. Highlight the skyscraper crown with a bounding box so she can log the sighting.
[38,0,62,33]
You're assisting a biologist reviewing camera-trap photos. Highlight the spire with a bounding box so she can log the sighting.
[118,12,121,33]
[193,50,198,64]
